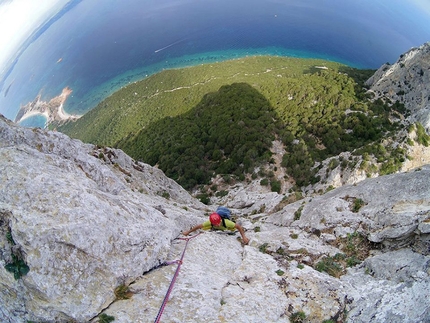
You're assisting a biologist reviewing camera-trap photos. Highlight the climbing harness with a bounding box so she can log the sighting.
[153,233,201,323]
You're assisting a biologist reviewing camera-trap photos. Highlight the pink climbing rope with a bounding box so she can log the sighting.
[153,233,201,323]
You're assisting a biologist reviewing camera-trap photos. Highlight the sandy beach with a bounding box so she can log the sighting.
[15,86,80,127]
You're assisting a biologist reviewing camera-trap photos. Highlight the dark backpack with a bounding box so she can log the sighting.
[216,206,232,227]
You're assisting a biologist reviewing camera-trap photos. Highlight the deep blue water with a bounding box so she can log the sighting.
[1,0,430,127]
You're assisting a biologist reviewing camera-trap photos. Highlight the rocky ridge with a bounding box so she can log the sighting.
[366,41,430,131]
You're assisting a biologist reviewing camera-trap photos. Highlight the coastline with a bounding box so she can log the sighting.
[17,110,49,123]
[15,49,361,128]
[63,47,361,117]
[15,86,80,128]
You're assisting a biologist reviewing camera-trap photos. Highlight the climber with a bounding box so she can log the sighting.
[182,212,250,245]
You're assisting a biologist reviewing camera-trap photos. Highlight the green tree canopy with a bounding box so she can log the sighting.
[118,83,279,189]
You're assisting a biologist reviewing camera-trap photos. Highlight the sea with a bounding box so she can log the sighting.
[1,0,430,128]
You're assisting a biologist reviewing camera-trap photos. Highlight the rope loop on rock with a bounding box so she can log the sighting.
[153,232,201,323]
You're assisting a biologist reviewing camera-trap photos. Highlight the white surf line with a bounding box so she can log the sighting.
[154,39,185,53]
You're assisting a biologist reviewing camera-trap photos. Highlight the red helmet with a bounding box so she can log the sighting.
[209,213,221,226]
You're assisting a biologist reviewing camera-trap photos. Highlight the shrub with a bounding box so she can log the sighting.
[4,255,30,280]
[294,205,304,220]
[315,256,343,277]
[114,285,133,300]
[215,190,228,197]
[4,229,30,280]
[6,229,14,244]
[352,198,365,212]
[276,247,285,255]
[270,180,281,193]
[328,158,339,170]
[326,185,335,192]
[259,243,269,253]
[290,311,306,323]
[296,248,308,255]
[342,232,370,261]
[275,269,285,276]
[346,256,361,267]
[98,313,115,323]
[416,123,430,147]
[197,193,210,205]
[333,253,346,261]
[158,191,170,199]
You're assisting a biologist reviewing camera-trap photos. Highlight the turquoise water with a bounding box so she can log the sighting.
[18,114,47,128]
[1,0,429,127]
[76,46,358,115]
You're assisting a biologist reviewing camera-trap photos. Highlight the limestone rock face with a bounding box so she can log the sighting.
[0,115,204,322]
[366,42,430,130]
[1,113,429,323]
[342,249,430,322]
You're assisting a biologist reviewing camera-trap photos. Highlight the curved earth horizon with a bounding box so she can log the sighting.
[0,0,430,127]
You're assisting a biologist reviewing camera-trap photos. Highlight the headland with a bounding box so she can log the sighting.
[14,87,81,128]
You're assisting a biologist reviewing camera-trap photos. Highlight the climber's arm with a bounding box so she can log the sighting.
[235,223,249,245]
[183,224,203,236]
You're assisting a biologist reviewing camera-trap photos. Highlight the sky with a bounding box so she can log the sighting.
[0,0,430,121]
[0,0,69,78]
[1,0,430,78]
[412,0,430,16]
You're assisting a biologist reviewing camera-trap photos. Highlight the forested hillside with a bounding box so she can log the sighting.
[59,56,411,192]
[59,57,350,146]
[117,83,279,189]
